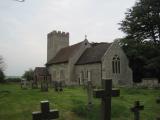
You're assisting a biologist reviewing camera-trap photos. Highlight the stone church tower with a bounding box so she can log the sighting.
[47,30,69,62]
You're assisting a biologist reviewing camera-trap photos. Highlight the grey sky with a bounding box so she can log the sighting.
[0,0,136,76]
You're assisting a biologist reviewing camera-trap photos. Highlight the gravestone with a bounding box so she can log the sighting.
[54,81,63,92]
[21,79,27,89]
[131,101,144,120]
[87,80,93,110]
[59,82,63,91]
[32,101,59,120]
[93,79,120,120]
[41,77,48,92]
[157,97,160,120]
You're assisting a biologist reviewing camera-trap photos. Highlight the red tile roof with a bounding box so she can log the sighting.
[46,41,83,65]
[34,67,50,76]
[76,43,111,65]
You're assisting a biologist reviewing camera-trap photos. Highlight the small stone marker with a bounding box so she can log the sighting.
[54,81,63,92]
[32,101,59,120]
[131,101,144,120]
[157,97,160,120]
[87,80,93,110]
[59,82,63,91]
[93,79,120,120]
[41,78,48,92]
[21,79,27,89]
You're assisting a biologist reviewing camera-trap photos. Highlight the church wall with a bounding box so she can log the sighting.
[68,40,91,85]
[47,63,70,85]
[102,41,133,86]
[75,63,101,87]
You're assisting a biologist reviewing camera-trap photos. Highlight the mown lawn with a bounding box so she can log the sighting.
[0,83,160,120]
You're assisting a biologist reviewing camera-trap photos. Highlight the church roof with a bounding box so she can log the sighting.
[76,42,111,65]
[46,41,83,65]
[34,67,50,76]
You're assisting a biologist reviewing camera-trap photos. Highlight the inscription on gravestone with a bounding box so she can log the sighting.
[32,101,59,120]
[93,79,120,120]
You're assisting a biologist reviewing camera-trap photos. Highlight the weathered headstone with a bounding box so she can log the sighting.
[87,80,93,110]
[21,79,27,89]
[54,81,58,92]
[93,79,120,120]
[41,77,48,92]
[131,101,144,120]
[54,81,63,92]
[32,101,59,120]
[59,82,63,91]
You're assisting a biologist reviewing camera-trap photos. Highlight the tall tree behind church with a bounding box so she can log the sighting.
[119,0,160,82]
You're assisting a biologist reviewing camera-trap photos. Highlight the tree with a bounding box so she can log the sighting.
[0,70,5,83]
[119,0,160,44]
[22,69,34,81]
[0,56,5,83]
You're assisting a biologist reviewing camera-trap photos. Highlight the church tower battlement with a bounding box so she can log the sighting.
[47,30,69,62]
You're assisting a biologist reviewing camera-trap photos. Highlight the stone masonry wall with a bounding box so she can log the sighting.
[47,30,69,62]
[102,40,133,86]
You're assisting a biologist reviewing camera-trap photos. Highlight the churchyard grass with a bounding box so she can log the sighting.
[0,83,160,120]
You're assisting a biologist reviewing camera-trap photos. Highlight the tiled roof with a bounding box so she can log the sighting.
[76,43,111,65]
[34,67,50,76]
[46,41,83,65]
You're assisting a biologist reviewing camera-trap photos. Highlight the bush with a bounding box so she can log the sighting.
[6,78,21,83]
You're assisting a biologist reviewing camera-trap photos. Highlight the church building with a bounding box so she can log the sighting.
[46,30,133,86]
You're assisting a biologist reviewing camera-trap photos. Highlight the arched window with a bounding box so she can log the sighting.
[112,55,120,74]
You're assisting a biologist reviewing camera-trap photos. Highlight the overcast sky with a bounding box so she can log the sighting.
[0,0,136,76]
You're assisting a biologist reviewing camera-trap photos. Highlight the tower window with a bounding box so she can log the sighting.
[112,55,120,74]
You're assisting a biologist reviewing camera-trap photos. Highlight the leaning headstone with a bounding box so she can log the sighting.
[131,101,144,120]
[93,79,120,120]
[32,101,59,120]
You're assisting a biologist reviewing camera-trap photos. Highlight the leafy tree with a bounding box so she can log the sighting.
[119,0,160,82]
[0,70,5,83]
[0,56,5,71]
[0,56,5,83]
[119,0,160,44]
[22,69,34,81]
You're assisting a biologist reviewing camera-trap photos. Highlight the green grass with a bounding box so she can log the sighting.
[0,83,160,120]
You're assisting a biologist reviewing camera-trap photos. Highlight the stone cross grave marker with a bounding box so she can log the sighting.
[156,97,160,120]
[32,101,59,120]
[93,79,120,120]
[131,101,144,120]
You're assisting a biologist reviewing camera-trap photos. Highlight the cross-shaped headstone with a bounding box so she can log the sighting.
[93,79,120,120]
[156,97,160,120]
[131,101,144,120]
[32,101,59,120]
